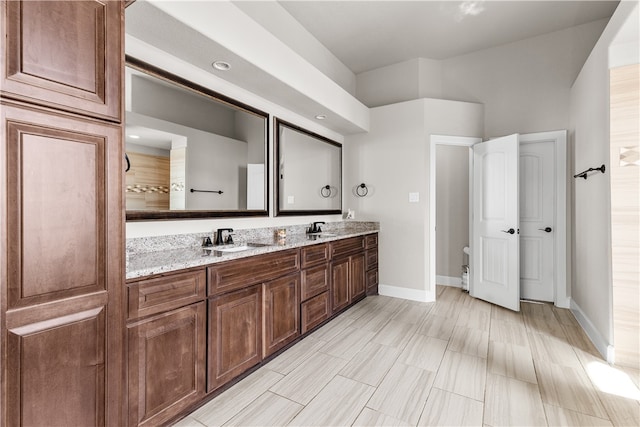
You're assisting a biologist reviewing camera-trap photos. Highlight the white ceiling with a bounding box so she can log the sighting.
[126,0,621,134]
[278,0,619,74]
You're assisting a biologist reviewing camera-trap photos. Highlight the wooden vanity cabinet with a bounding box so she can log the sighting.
[365,233,379,295]
[330,237,366,314]
[126,270,207,427]
[1,1,125,425]
[1,0,122,121]
[127,302,206,427]
[300,244,331,332]
[208,285,263,392]
[263,273,300,357]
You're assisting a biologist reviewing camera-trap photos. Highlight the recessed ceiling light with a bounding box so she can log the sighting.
[129,134,140,139]
[212,61,231,71]
[315,114,327,120]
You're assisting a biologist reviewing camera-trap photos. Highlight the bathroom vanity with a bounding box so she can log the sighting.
[125,225,378,426]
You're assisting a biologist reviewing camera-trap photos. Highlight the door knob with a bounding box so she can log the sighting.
[538,227,552,233]
[501,228,516,235]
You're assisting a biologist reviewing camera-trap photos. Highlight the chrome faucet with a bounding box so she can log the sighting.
[215,228,234,245]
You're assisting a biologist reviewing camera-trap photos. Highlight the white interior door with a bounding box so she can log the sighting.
[520,141,555,301]
[471,134,520,311]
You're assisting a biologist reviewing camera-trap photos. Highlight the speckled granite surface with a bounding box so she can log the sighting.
[126,221,379,280]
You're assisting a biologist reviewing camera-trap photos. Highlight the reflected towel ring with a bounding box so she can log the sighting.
[321,185,332,198]
[125,153,131,172]
[356,183,368,197]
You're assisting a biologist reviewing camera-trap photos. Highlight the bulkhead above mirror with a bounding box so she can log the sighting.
[125,59,269,220]
[275,119,342,216]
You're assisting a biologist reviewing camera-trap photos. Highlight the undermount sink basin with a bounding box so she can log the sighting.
[206,242,272,253]
[307,233,337,238]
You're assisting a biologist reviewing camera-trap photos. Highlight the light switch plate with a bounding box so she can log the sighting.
[409,192,419,203]
[287,195,295,204]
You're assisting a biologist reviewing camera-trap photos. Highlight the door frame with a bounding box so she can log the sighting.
[429,135,481,300]
[519,130,568,308]
[429,131,568,308]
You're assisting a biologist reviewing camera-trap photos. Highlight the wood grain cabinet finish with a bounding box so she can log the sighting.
[300,243,329,268]
[1,0,122,121]
[127,269,206,320]
[331,257,351,313]
[330,246,367,314]
[262,273,300,357]
[127,303,206,427]
[1,102,124,425]
[301,263,330,301]
[208,286,262,392]
[331,236,365,259]
[365,233,379,296]
[301,292,330,333]
[208,249,300,296]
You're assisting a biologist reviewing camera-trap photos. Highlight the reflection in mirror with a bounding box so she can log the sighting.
[125,59,268,220]
[275,119,342,216]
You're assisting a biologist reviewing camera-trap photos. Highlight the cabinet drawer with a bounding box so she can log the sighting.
[365,234,378,248]
[330,236,364,259]
[366,248,378,270]
[301,264,329,301]
[300,243,329,268]
[366,269,379,296]
[127,270,206,320]
[301,292,330,334]
[208,249,300,296]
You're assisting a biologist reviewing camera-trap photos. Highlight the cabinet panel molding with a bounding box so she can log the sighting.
[6,307,107,426]
[301,292,330,334]
[3,105,122,309]
[263,273,300,356]
[301,263,330,301]
[127,269,206,320]
[1,0,122,121]
[127,303,206,427]
[208,286,262,391]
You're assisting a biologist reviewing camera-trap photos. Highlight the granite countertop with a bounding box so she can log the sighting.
[126,229,378,280]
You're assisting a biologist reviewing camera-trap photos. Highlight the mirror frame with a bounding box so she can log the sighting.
[274,118,342,216]
[125,56,270,221]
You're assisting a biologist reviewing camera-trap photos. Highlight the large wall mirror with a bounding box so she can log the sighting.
[275,119,342,216]
[125,58,269,220]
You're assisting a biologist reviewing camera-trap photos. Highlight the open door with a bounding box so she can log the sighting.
[471,134,520,311]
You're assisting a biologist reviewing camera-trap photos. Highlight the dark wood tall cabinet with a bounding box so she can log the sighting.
[0,1,125,425]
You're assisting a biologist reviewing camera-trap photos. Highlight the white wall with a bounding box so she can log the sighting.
[355,19,608,139]
[344,98,482,301]
[436,145,470,278]
[569,1,638,354]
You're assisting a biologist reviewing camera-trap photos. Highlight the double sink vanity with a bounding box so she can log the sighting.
[126,222,379,426]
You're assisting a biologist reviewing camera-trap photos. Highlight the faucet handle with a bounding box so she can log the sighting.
[202,236,213,247]
[226,233,234,245]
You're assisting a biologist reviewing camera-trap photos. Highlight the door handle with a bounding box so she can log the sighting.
[538,227,552,233]
[501,228,516,235]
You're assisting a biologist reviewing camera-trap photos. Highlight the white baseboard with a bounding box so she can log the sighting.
[570,298,613,363]
[436,275,462,287]
[378,284,434,303]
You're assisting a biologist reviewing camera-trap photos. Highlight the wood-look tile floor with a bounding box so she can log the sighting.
[176,286,640,427]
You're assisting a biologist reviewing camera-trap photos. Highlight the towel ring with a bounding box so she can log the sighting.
[356,183,368,197]
[321,185,332,198]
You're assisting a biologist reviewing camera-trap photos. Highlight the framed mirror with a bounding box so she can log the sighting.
[275,118,342,216]
[125,57,269,220]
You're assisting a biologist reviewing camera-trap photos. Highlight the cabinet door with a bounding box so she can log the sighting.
[128,303,206,427]
[351,253,366,301]
[1,103,123,425]
[263,273,300,357]
[331,258,350,313]
[208,286,262,392]
[1,0,122,121]
[301,263,329,301]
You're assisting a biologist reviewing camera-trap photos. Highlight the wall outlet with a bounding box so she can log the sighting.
[409,192,419,203]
